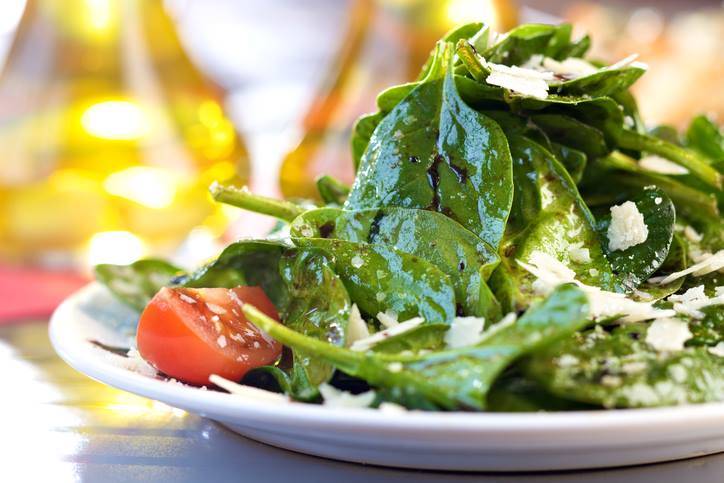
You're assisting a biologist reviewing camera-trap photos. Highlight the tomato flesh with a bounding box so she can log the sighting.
[137,286,281,385]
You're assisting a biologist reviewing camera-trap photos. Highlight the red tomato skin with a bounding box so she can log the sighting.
[137,287,281,385]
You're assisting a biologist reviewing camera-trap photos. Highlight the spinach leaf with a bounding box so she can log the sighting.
[369,324,449,355]
[531,113,609,158]
[484,24,560,65]
[550,142,587,183]
[526,323,724,408]
[291,207,499,318]
[595,187,675,291]
[293,237,456,324]
[688,306,724,347]
[95,259,183,311]
[278,248,352,397]
[346,41,514,250]
[493,135,615,311]
[551,66,645,98]
[351,112,385,171]
[487,373,597,412]
[686,114,724,168]
[315,175,350,205]
[182,240,289,310]
[244,284,589,410]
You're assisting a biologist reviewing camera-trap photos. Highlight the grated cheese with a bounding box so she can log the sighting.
[518,250,675,323]
[486,62,553,99]
[683,226,703,243]
[350,255,364,268]
[378,402,408,413]
[638,155,689,175]
[709,342,724,358]
[123,348,158,377]
[645,318,692,352]
[350,316,424,352]
[376,310,399,328]
[656,250,724,285]
[210,374,289,403]
[216,335,227,348]
[318,383,376,409]
[568,242,592,264]
[607,201,649,252]
[444,316,485,349]
[667,285,724,319]
[346,304,370,348]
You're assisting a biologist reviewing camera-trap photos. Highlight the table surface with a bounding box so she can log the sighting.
[2,321,723,483]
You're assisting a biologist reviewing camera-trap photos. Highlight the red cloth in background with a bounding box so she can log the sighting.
[0,267,89,323]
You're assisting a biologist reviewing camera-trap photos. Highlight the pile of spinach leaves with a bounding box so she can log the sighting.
[96,22,723,411]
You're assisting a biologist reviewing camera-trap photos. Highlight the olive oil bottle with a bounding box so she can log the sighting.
[0,0,249,264]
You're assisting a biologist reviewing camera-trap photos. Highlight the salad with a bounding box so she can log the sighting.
[96,21,723,412]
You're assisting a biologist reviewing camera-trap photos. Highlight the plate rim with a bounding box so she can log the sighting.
[49,282,724,438]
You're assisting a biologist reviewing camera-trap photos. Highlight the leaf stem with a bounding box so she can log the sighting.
[613,129,722,189]
[210,183,305,222]
[456,39,491,82]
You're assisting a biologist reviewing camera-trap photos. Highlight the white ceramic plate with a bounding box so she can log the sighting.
[49,283,724,472]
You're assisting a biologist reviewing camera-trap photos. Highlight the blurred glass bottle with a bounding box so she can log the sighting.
[279,0,517,199]
[0,0,249,265]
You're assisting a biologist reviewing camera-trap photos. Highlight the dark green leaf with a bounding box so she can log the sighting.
[526,323,724,408]
[596,187,675,291]
[245,284,590,410]
[346,41,514,250]
[291,207,499,318]
[293,237,456,324]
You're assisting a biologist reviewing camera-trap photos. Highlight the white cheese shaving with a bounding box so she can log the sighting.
[683,226,703,243]
[123,348,158,377]
[376,310,399,328]
[522,54,597,80]
[518,251,675,323]
[350,316,424,352]
[350,255,364,269]
[210,374,289,403]
[378,402,408,413]
[346,304,370,347]
[607,53,647,70]
[568,242,592,264]
[607,201,649,252]
[486,62,553,99]
[667,285,724,319]
[318,383,376,409]
[478,312,517,343]
[645,318,692,352]
[708,342,724,358]
[556,354,579,367]
[444,316,486,349]
[638,155,689,175]
[656,250,724,285]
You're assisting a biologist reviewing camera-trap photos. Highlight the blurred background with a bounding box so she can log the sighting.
[0,0,721,320]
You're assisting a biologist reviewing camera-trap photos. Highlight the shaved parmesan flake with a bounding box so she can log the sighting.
[378,402,408,413]
[607,201,649,251]
[568,242,592,264]
[656,250,724,285]
[518,250,675,323]
[607,53,647,70]
[683,226,703,243]
[709,342,724,358]
[478,312,517,343]
[346,304,370,347]
[319,383,376,409]
[486,62,553,99]
[444,316,485,349]
[210,374,289,403]
[350,317,424,352]
[377,310,399,328]
[638,155,689,175]
[645,318,692,352]
[668,285,724,319]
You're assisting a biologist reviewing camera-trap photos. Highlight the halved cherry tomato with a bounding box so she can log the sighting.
[137,286,281,385]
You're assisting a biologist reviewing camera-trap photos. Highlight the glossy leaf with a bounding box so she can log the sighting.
[526,324,724,408]
[346,41,514,250]
[291,207,500,317]
[293,237,457,324]
[244,284,589,410]
[596,187,675,291]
